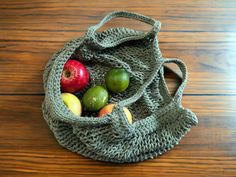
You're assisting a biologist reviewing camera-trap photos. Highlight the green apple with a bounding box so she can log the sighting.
[61,93,82,116]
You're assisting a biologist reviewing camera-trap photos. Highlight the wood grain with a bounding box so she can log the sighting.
[1,0,236,94]
[0,95,235,177]
[0,41,235,94]
[1,0,236,32]
[0,0,236,176]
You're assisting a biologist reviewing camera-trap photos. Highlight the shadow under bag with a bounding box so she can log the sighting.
[42,11,198,163]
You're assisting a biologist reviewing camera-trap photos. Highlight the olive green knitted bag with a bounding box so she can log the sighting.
[42,11,198,163]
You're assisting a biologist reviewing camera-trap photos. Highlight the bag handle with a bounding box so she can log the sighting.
[162,58,188,104]
[118,58,187,108]
[85,11,161,49]
[111,58,188,139]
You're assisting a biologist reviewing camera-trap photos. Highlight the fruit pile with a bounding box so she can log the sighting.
[60,59,132,123]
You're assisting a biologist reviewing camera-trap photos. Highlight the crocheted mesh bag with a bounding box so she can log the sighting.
[42,11,198,163]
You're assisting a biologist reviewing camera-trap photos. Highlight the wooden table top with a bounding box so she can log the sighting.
[0,0,236,176]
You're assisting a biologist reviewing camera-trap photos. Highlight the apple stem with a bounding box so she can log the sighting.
[64,70,71,78]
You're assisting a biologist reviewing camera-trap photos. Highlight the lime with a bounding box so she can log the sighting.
[82,86,108,111]
[105,69,130,93]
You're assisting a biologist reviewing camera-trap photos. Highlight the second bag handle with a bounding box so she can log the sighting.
[85,11,161,49]
[162,58,188,104]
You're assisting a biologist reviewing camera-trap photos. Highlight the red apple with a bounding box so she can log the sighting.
[61,59,89,93]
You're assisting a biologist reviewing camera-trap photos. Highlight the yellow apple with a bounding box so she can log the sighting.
[98,103,132,124]
[61,93,82,116]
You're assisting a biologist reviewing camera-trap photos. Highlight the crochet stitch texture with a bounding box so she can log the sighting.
[42,11,198,163]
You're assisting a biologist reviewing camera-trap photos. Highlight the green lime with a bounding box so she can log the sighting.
[105,69,130,93]
[82,86,108,112]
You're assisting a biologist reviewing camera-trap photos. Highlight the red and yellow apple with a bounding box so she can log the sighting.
[98,104,132,124]
[60,59,89,93]
[61,93,82,116]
